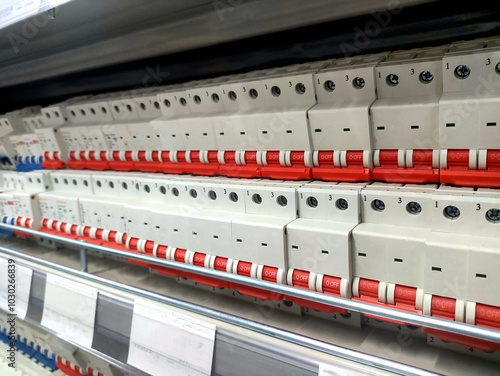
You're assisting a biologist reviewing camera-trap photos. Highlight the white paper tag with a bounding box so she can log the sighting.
[0,0,73,30]
[128,299,216,376]
[0,258,32,319]
[41,274,98,348]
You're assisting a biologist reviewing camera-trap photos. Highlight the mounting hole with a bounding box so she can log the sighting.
[443,205,460,220]
[45,113,51,118]
[485,208,500,223]
[114,106,120,113]
[144,185,150,193]
[208,190,217,200]
[63,178,68,185]
[229,192,239,202]
[154,101,160,109]
[228,91,237,101]
[80,109,86,116]
[108,181,114,189]
[371,199,385,212]
[172,187,179,196]
[72,179,77,186]
[55,111,60,118]
[271,86,281,97]
[96,180,102,188]
[179,98,187,106]
[324,80,335,92]
[122,182,128,190]
[276,195,288,206]
[211,93,220,103]
[190,189,198,198]
[454,65,471,79]
[249,88,258,99]
[336,198,348,210]
[83,180,88,187]
[163,99,171,107]
[139,103,146,111]
[353,77,365,89]
[406,201,422,215]
[101,107,107,114]
[252,193,262,204]
[295,83,306,94]
[282,300,293,308]
[386,74,399,86]
[127,104,133,112]
[193,95,201,104]
[54,178,59,184]
[160,186,167,195]
[496,62,500,74]
[419,70,434,83]
[306,196,318,208]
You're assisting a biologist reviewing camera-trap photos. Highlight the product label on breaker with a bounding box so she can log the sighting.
[128,299,216,376]
[41,274,98,348]
[0,258,32,319]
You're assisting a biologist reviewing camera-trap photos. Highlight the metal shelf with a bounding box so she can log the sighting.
[1,222,499,346]
[0,241,436,376]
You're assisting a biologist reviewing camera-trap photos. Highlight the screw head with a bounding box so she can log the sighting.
[353,77,365,88]
[336,198,349,210]
[486,208,500,223]
[295,83,306,94]
[495,62,500,74]
[455,65,471,79]
[307,196,318,208]
[406,201,422,215]
[372,199,385,211]
[444,205,460,219]
[386,74,399,86]
[324,80,335,92]
[419,70,434,83]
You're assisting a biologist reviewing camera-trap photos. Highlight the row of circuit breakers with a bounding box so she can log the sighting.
[0,35,498,353]
[1,169,499,350]
[0,37,499,187]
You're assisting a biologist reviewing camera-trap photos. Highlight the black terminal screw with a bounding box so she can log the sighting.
[454,65,471,79]
[406,201,422,215]
[386,74,399,86]
[420,70,434,83]
[372,199,385,212]
[486,208,500,223]
[444,205,460,219]
[353,77,365,88]
[324,80,335,92]
[336,198,349,210]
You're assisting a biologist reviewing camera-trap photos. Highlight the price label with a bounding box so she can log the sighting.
[128,299,216,376]
[41,274,98,348]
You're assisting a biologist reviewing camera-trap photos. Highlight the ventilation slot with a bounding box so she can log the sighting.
[446,123,455,127]
[432,267,442,272]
